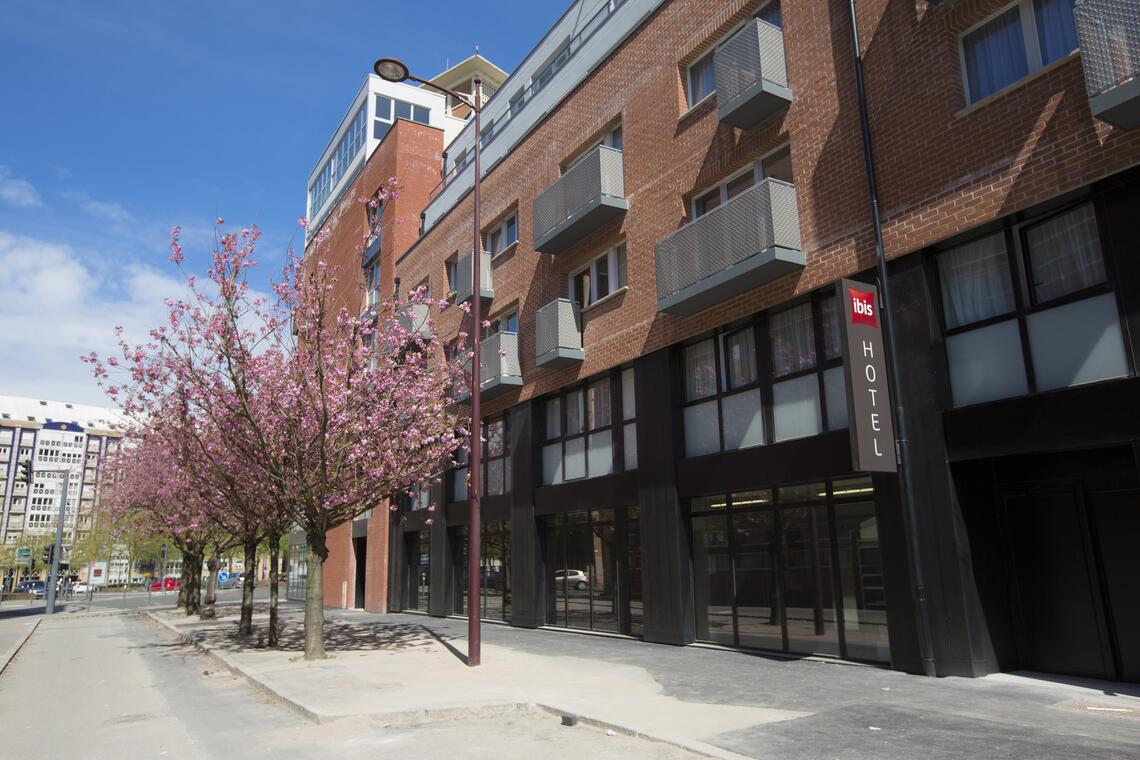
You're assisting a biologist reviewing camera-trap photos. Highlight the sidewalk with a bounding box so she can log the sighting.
[149,602,1140,760]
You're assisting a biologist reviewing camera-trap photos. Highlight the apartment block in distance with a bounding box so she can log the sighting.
[296,55,508,612]
[0,395,123,583]
[316,0,1140,683]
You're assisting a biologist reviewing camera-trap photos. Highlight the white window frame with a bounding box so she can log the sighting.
[483,212,519,258]
[690,142,790,219]
[686,50,716,108]
[958,0,1078,106]
[488,308,519,335]
[570,242,627,308]
[445,256,459,296]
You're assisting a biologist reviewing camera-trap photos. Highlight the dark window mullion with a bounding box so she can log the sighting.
[755,313,776,445]
[713,330,726,452]
[811,297,830,430]
[824,481,848,659]
[1005,226,1038,393]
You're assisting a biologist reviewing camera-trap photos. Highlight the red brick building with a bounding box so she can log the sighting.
[307,0,1140,681]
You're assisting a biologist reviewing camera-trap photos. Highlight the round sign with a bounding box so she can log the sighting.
[217,571,229,582]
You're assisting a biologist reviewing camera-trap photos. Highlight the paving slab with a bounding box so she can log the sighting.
[150,602,1140,760]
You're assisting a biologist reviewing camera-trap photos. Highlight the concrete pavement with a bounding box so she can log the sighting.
[151,602,1140,760]
[0,612,705,760]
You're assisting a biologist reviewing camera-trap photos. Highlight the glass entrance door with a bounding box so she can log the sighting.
[690,477,883,661]
[543,508,638,634]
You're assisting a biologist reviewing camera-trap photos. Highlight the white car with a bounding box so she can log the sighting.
[555,569,589,590]
[73,581,93,594]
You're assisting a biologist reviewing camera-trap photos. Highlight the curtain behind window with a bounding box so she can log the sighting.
[963,6,1029,102]
[1025,204,1105,303]
[1034,0,1078,66]
[769,303,816,376]
[938,233,1015,329]
[684,340,718,400]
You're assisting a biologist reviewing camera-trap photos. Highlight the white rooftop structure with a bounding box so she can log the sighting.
[0,395,123,430]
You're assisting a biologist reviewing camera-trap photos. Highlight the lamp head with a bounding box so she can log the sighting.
[374,57,410,83]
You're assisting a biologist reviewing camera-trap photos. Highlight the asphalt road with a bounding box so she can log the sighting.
[0,612,702,760]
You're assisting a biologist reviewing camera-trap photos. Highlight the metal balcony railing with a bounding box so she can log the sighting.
[715,18,791,129]
[1075,0,1140,129]
[395,303,431,340]
[455,250,494,305]
[456,331,523,402]
[655,179,804,316]
[535,298,584,368]
[533,146,628,254]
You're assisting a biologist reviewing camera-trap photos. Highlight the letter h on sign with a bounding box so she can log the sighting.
[838,279,897,473]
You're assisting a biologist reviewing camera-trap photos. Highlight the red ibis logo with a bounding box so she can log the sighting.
[849,288,877,327]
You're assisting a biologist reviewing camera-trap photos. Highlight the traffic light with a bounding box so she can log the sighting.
[42,545,55,565]
[17,458,33,485]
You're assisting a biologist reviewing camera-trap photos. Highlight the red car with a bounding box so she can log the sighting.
[149,576,180,591]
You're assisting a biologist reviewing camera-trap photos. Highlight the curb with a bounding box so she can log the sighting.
[0,618,41,677]
[143,611,751,760]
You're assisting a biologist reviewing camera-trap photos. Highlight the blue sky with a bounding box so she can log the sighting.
[0,0,562,406]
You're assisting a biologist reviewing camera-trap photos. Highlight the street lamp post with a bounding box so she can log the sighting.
[375,56,484,667]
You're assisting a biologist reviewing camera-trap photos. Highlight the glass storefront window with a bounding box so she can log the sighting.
[689,478,886,662]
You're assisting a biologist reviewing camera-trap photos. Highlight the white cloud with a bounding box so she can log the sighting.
[61,191,133,225]
[0,229,187,406]
[0,166,44,208]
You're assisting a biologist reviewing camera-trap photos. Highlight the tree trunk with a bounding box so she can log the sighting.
[268,533,281,647]
[303,532,327,659]
[200,555,219,619]
[239,539,257,636]
[181,551,203,615]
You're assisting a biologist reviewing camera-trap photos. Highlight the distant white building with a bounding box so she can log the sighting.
[0,395,123,549]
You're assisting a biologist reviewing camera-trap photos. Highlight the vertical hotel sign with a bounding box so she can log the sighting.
[838,279,897,472]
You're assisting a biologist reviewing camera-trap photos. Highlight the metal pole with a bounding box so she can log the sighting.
[45,470,69,615]
[846,0,936,677]
[467,76,483,668]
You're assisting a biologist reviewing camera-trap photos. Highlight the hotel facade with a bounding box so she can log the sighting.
[305,0,1140,682]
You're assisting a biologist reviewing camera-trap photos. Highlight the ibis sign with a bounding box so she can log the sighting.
[838,279,897,473]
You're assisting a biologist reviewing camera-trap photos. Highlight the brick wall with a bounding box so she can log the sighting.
[393,0,1140,422]
[305,118,445,611]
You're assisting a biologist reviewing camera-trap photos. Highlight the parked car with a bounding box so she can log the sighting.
[555,569,589,590]
[73,581,92,595]
[17,580,46,599]
[149,576,180,591]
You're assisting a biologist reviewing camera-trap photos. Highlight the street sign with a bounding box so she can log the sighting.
[217,571,230,583]
[15,547,32,566]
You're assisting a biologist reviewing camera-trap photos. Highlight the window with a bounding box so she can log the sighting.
[692,145,793,219]
[687,50,716,107]
[542,369,635,485]
[308,102,367,219]
[482,212,518,257]
[685,2,783,109]
[571,243,627,308]
[960,0,1078,104]
[445,255,459,295]
[364,263,382,309]
[483,415,511,496]
[374,94,431,140]
[488,309,519,335]
[681,292,846,457]
[936,202,1127,406]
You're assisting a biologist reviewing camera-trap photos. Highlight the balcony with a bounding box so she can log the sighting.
[456,331,523,402]
[395,303,431,340]
[535,298,584,368]
[715,19,791,130]
[655,179,803,316]
[361,234,382,268]
[1075,0,1140,129]
[533,146,628,254]
[455,250,494,306]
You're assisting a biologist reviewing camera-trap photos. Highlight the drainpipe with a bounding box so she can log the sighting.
[846,0,937,678]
